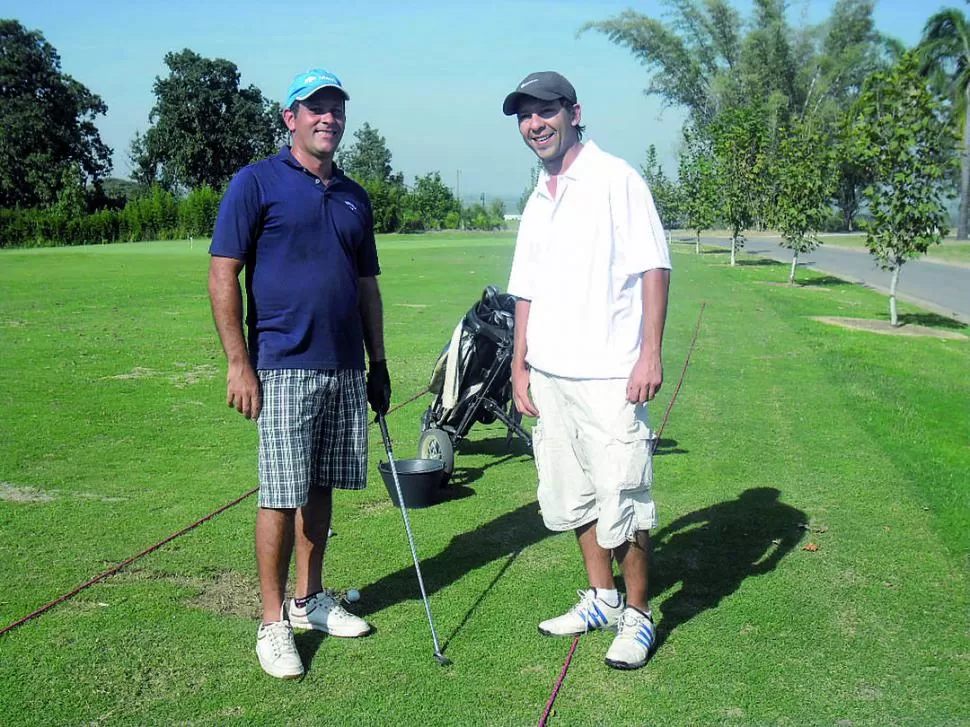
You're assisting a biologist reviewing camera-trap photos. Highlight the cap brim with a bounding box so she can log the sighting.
[295,84,350,102]
[502,90,562,115]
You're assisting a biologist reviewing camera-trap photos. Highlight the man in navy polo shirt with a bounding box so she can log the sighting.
[208,68,391,680]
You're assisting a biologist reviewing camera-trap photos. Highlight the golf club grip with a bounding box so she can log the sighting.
[377,414,393,454]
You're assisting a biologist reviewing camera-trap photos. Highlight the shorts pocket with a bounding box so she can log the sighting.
[531,421,544,480]
[604,434,652,490]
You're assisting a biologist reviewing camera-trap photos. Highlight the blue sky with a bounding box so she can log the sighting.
[6,0,945,201]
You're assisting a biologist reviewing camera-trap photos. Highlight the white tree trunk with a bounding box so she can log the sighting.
[960,89,970,240]
[730,235,737,266]
[789,251,798,285]
[695,230,700,254]
[889,266,901,327]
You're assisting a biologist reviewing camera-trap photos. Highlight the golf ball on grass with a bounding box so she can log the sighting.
[345,589,360,603]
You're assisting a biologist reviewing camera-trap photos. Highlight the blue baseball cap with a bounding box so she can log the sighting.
[284,68,349,108]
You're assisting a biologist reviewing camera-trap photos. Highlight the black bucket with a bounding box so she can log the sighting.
[378,458,446,509]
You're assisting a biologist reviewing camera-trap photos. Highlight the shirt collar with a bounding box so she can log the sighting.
[535,140,598,199]
[277,146,346,182]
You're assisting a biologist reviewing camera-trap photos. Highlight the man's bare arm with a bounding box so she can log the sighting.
[357,276,386,363]
[626,268,670,403]
[512,298,538,416]
[208,255,261,420]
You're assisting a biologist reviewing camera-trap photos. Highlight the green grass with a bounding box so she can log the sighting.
[675,228,970,266]
[817,234,970,266]
[1,236,968,726]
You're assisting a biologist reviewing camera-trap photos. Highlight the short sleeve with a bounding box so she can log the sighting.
[613,168,672,275]
[507,196,538,300]
[356,194,381,277]
[209,167,263,260]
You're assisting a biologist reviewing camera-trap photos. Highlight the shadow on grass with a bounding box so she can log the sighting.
[898,312,968,330]
[367,501,544,614]
[652,437,687,456]
[456,432,685,459]
[735,257,784,267]
[298,501,547,668]
[799,275,853,287]
[447,435,533,488]
[645,487,806,651]
[456,435,532,458]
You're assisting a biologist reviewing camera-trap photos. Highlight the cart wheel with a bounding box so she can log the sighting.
[417,428,455,486]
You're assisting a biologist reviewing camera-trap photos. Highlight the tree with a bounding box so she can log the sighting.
[812,0,900,230]
[739,0,806,120]
[769,118,837,284]
[131,49,283,191]
[463,201,505,230]
[677,124,719,253]
[583,0,895,232]
[338,123,407,231]
[0,20,112,208]
[849,52,955,325]
[402,172,460,230]
[641,145,681,230]
[518,161,541,214]
[831,127,870,232]
[808,0,890,120]
[918,8,970,239]
[100,177,142,202]
[711,106,769,266]
[356,178,401,234]
[52,164,87,219]
[339,123,394,183]
[580,1,744,126]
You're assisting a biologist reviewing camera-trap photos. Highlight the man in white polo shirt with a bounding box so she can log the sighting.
[503,71,671,670]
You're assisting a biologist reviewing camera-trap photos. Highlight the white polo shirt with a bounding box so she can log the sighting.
[507,141,671,379]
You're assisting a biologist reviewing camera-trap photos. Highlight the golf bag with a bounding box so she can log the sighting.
[418,285,532,485]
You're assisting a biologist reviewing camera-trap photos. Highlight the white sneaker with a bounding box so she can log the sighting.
[289,591,372,637]
[604,607,656,670]
[256,618,304,679]
[538,589,625,636]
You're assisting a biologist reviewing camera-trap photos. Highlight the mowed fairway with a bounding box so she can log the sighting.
[1,234,968,726]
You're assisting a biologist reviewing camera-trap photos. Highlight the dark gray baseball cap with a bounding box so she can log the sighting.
[502,71,577,115]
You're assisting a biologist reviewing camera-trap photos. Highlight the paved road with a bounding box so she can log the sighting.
[697,235,970,324]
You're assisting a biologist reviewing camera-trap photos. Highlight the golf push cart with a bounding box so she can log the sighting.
[417,285,533,485]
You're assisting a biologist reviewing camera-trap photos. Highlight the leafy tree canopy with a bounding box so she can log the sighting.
[338,122,395,184]
[0,19,112,207]
[130,49,284,191]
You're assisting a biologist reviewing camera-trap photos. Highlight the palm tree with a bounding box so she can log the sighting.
[919,8,970,239]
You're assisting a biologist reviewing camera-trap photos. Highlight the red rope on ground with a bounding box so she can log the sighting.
[538,636,580,727]
[653,300,706,451]
[387,387,429,415]
[537,301,707,725]
[0,387,433,639]
[0,486,258,638]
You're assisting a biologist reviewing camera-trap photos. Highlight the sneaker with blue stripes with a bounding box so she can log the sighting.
[604,606,656,669]
[538,589,624,636]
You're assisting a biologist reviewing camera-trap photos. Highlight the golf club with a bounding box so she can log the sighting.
[377,413,452,667]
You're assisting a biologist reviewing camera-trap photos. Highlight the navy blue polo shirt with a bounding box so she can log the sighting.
[209,147,380,371]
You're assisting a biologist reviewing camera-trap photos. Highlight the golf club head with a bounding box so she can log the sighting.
[434,651,452,666]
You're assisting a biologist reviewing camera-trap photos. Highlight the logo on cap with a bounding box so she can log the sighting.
[285,68,349,108]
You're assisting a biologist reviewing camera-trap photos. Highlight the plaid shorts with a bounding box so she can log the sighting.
[256,369,368,508]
